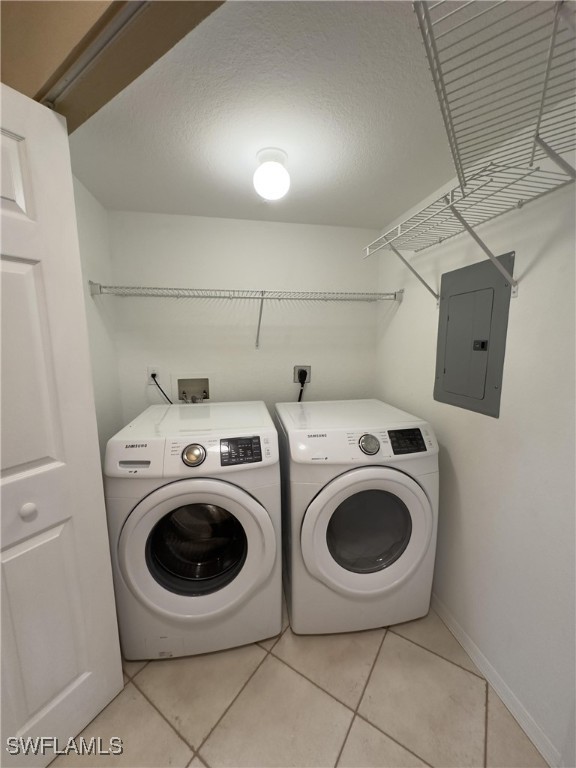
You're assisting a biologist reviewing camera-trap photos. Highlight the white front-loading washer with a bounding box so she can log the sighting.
[104,401,282,659]
[275,399,439,634]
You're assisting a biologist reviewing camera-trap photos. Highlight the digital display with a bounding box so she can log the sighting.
[388,428,426,455]
[220,436,262,466]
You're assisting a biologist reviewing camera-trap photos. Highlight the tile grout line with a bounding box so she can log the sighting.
[133,630,428,768]
[367,630,483,767]
[195,644,273,768]
[257,626,285,654]
[388,627,486,679]
[333,627,389,768]
[354,711,435,768]
[267,626,438,724]
[129,677,196,755]
[484,680,489,768]
[249,628,415,767]
[347,630,434,768]
[193,636,368,766]
[269,649,358,713]
[195,639,280,764]
[128,628,288,768]
[126,619,477,768]
[122,659,150,680]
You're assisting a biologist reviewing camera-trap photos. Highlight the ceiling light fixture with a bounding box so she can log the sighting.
[253,148,290,201]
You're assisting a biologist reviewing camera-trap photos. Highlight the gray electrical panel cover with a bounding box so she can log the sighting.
[434,252,514,418]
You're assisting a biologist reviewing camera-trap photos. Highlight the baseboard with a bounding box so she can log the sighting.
[431,593,562,768]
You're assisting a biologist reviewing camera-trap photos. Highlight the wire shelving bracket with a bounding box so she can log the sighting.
[366,163,573,299]
[367,0,576,299]
[414,0,576,185]
[88,282,402,349]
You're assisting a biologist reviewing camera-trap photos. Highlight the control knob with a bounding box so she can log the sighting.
[359,433,380,455]
[182,443,206,467]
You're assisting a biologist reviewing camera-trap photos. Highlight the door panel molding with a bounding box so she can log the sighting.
[1,84,122,767]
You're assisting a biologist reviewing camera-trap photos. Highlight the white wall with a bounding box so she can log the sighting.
[73,178,123,459]
[375,184,576,768]
[106,212,382,423]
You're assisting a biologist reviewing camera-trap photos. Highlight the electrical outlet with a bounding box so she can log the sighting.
[293,366,311,383]
[147,366,159,384]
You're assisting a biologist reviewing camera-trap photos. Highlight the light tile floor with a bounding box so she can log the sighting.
[52,608,549,768]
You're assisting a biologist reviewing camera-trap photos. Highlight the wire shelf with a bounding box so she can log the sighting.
[365,162,572,256]
[88,283,399,302]
[89,283,402,349]
[414,0,576,187]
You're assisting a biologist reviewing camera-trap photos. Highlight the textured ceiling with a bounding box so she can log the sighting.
[69,1,455,230]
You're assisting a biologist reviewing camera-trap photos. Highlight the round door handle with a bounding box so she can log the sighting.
[19,502,38,521]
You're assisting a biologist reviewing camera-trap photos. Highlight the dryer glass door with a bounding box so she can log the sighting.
[301,466,434,597]
[326,490,412,573]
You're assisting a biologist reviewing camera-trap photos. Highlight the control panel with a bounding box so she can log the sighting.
[220,436,262,466]
[164,431,276,476]
[105,431,277,477]
[289,422,437,464]
[388,428,427,455]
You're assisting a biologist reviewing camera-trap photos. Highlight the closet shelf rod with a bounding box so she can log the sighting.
[88,282,401,302]
[89,282,402,351]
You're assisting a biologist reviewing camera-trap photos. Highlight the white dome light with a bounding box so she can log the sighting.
[253,148,290,201]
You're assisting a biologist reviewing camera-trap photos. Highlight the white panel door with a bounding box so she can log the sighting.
[1,84,122,767]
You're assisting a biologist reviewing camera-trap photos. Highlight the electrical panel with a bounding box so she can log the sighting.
[434,253,514,418]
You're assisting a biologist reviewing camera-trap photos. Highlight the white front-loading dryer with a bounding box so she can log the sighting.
[104,402,282,659]
[275,399,439,634]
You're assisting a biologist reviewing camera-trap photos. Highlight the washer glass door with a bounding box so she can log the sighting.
[301,467,433,597]
[146,502,248,596]
[119,478,276,619]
